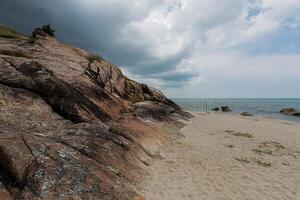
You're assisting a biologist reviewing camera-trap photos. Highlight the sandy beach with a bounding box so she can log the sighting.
[144,112,300,200]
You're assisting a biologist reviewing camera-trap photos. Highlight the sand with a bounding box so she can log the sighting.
[143,112,300,200]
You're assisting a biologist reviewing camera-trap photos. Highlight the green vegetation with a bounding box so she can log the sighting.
[252,147,273,155]
[226,130,253,138]
[33,24,55,37]
[254,158,272,167]
[0,50,30,58]
[0,24,23,39]
[235,156,272,167]
[131,94,144,103]
[259,141,284,150]
[252,141,285,156]
[231,132,253,138]
[87,54,104,64]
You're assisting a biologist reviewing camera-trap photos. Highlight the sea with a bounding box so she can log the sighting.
[172,98,300,123]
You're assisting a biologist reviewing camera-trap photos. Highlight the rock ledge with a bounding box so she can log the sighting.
[0,32,190,199]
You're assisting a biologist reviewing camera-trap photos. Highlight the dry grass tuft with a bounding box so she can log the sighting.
[0,50,31,58]
[87,54,104,64]
[259,141,284,150]
[231,132,253,138]
[235,156,272,167]
[225,130,253,138]
[253,158,272,167]
[0,24,23,39]
[131,94,144,103]
[252,148,273,155]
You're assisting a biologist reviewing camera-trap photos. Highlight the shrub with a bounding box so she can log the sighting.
[87,54,103,64]
[131,94,143,103]
[33,24,55,37]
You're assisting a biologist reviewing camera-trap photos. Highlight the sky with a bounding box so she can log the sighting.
[1,0,300,98]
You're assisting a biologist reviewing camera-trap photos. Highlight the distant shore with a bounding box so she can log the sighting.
[172,98,300,123]
[143,112,300,200]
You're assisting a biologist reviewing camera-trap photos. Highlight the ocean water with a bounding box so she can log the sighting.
[172,98,300,123]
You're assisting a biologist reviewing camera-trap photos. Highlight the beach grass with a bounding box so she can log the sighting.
[259,141,284,150]
[0,24,23,39]
[225,130,253,138]
[252,147,273,155]
[87,54,104,64]
[231,132,253,138]
[253,158,272,167]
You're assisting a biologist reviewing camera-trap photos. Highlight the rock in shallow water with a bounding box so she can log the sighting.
[221,106,232,112]
[212,107,220,111]
[280,108,300,117]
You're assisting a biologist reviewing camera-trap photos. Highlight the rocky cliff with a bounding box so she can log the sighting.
[0,26,191,199]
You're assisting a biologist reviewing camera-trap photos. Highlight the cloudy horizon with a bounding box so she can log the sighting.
[1,0,300,98]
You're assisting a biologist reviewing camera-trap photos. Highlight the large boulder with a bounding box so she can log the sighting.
[0,30,190,199]
[280,108,300,117]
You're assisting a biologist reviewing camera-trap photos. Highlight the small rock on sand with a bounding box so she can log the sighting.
[240,111,253,116]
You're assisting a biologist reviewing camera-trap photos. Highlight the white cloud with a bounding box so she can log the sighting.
[4,0,300,97]
[114,0,300,97]
[262,0,300,19]
[165,52,300,98]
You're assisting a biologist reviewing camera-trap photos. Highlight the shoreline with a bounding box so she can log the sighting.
[224,110,298,121]
[191,110,300,124]
[143,112,300,200]
[172,98,300,123]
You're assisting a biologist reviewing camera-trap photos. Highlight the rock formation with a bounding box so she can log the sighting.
[280,108,300,117]
[211,107,220,111]
[221,106,232,112]
[0,28,191,199]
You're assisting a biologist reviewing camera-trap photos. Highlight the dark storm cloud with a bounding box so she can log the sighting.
[0,0,194,88]
[0,0,144,56]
